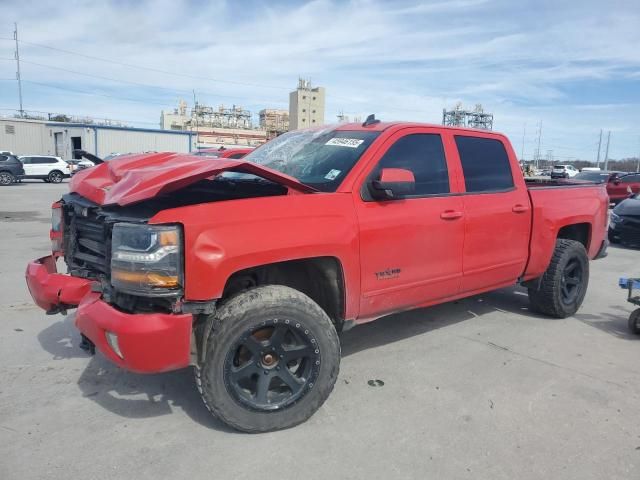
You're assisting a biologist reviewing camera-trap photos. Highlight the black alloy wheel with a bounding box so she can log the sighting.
[224,319,321,412]
[528,239,589,318]
[560,258,584,305]
[0,172,15,185]
[196,285,340,433]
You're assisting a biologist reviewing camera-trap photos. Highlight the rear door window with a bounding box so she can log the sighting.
[455,136,514,192]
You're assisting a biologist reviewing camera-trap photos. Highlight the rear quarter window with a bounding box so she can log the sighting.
[455,136,514,193]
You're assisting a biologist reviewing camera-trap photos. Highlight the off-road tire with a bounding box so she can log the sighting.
[48,170,64,183]
[528,239,589,318]
[195,285,340,433]
[0,171,15,185]
[629,309,640,335]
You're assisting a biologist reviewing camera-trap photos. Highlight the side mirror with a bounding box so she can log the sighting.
[370,168,415,200]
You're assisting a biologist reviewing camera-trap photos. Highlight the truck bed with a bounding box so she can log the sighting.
[525,177,600,189]
[524,180,609,280]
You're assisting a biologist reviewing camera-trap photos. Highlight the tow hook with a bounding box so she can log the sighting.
[79,334,96,355]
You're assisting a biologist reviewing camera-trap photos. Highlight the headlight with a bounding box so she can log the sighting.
[111,223,183,296]
[51,204,62,231]
[51,202,64,253]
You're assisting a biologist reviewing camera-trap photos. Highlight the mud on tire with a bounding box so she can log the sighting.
[195,285,340,433]
[528,239,589,318]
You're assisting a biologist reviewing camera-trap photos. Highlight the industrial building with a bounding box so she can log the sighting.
[0,117,194,158]
[259,109,289,139]
[289,79,325,130]
[160,100,267,148]
[442,103,493,130]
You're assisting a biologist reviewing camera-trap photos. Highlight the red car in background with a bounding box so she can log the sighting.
[194,147,254,159]
[607,172,640,204]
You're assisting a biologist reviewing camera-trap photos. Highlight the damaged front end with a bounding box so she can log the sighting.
[25,153,309,372]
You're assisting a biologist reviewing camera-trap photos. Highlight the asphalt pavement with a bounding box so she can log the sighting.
[1,181,639,479]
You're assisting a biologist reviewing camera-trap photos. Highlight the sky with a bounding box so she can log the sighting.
[1,0,639,161]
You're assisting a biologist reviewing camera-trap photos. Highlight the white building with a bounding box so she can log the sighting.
[289,79,325,130]
[0,117,194,158]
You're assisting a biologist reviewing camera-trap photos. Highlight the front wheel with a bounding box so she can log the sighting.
[0,171,15,185]
[48,170,63,183]
[196,285,340,433]
[528,239,589,318]
[629,309,640,335]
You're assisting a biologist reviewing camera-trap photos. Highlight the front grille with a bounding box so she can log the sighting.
[64,205,111,278]
[616,216,640,246]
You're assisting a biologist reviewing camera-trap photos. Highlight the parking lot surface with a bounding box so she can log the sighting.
[1,182,639,479]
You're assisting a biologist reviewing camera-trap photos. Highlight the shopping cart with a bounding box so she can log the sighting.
[618,278,640,334]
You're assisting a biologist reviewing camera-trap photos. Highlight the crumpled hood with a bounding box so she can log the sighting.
[69,152,316,206]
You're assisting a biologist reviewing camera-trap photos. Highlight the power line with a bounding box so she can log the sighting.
[18,78,177,107]
[0,56,279,105]
[0,107,160,126]
[0,36,289,91]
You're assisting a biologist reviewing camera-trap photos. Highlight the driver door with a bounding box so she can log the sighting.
[354,128,465,319]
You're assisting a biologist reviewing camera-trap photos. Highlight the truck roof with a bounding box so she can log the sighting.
[333,121,505,137]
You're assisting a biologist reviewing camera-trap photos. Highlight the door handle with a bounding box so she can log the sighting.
[440,210,463,220]
[512,204,528,213]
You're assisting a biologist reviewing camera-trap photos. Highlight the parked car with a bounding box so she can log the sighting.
[574,170,622,184]
[0,150,14,155]
[551,164,579,178]
[66,159,95,175]
[606,173,640,204]
[26,119,608,432]
[19,155,71,183]
[0,153,25,185]
[195,147,254,159]
[609,193,640,247]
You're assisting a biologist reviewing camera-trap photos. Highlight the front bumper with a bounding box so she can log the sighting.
[25,255,193,373]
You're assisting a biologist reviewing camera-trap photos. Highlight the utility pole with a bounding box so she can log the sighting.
[192,90,199,150]
[521,122,526,162]
[14,22,24,117]
[603,130,611,171]
[596,129,602,168]
[534,121,542,169]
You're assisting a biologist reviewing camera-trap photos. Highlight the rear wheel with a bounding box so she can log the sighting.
[196,285,340,433]
[0,171,15,185]
[528,239,589,318]
[48,170,63,183]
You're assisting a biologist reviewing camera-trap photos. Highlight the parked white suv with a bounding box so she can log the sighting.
[551,164,579,179]
[19,155,72,183]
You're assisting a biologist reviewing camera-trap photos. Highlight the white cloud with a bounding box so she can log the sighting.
[0,0,639,159]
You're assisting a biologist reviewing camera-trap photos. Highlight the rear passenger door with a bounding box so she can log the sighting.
[35,157,56,176]
[453,135,532,293]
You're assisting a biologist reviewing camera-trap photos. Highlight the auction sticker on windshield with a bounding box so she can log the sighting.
[325,138,365,148]
[324,169,341,180]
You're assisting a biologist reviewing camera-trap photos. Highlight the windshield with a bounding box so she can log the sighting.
[241,126,380,192]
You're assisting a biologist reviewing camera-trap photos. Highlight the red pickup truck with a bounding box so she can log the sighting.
[26,119,608,432]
